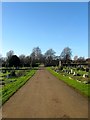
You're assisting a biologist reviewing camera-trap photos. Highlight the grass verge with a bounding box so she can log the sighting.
[46,67,90,98]
[0,70,36,106]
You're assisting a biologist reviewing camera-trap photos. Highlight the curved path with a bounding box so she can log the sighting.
[2,68,88,118]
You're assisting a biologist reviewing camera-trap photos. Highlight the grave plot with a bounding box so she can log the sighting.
[47,66,90,97]
[52,66,90,84]
[0,68,36,106]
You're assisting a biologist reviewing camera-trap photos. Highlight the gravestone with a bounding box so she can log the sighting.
[71,69,73,74]
[83,74,88,78]
[73,72,76,76]
[7,74,11,78]
[59,61,62,67]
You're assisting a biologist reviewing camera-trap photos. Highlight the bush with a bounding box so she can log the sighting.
[8,70,10,72]
[59,66,63,70]
[16,70,25,77]
[86,68,89,72]
[10,70,16,77]
[77,67,85,71]
[77,67,80,70]
[77,73,81,76]
[80,67,85,71]
[32,63,39,67]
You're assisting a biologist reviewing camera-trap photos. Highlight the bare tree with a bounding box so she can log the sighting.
[44,49,56,66]
[24,56,31,67]
[44,49,56,59]
[6,50,14,67]
[6,50,14,60]
[73,55,78,63]
[74,55,78,61]
[19,54,26,67]
[31,47,42,60]
[30,47,42,66]
[0,54,2,67]
[60,47,72,63]
[77,57,85,64]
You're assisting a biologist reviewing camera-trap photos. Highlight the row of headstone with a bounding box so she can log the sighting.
[54,66,89,79]
[62,68,89,78]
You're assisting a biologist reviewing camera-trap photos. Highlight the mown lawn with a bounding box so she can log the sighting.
[0,70,36,106]
[46,67,90,98]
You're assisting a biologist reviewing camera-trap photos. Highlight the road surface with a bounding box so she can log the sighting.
[2,68,88,118]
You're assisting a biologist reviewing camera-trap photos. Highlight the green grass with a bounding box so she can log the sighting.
[46,67,90,98]
[0,70,36,106]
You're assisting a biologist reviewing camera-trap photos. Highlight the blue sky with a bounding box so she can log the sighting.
[2,2,88,59]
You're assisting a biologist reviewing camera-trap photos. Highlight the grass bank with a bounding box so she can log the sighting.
[46,67,90,98]
[0,70,36,106]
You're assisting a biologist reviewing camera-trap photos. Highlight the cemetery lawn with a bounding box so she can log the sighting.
[47,67,90,98]
[0,69,36,106]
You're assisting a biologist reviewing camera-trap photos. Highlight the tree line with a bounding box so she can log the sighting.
[0,47,88,67]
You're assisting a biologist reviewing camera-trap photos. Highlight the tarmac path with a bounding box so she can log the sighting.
[2,67,88,118]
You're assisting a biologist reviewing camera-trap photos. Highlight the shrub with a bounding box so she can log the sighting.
[77,73,81,76]
[77,66,85,71]
[16,70,25,77]
[80,67,85,71]
[86,68,89,72]
[10,70,16,77]
[77,67,80,70]
[59,66,63,70]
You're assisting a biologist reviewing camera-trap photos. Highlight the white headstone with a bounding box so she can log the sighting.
[73,72,76,76]
[71,69,73,73]
[83,74,85,78]
[59,61,61,67]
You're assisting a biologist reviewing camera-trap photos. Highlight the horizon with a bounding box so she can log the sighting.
[2,2,88,59]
